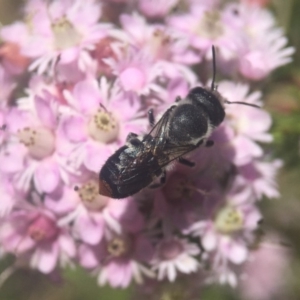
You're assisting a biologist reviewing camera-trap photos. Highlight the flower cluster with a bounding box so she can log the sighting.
[0,0,293,296]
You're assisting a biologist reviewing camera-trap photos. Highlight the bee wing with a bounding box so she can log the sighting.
[118,105,176,179]
[157,142,198,168]
[146,105,176,143]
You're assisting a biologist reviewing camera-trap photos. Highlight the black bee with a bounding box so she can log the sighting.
[99,46,259,199]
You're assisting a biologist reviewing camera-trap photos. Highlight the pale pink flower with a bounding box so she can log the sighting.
[45,180,144,245]
[0,94,72,193]
[216,81,272,165]
[61,77,147,172]
[1,208,76,274]
[79,230,154,288]
[220,81,272,142]
[186,192,261,285]
[234,160,282,200]
[223,3,295,79]
[22,0,112,75]
[104,47,163,95]
[240,234,290,300]
[238,31,295,80]
[168,3,241,60]
[114,13,200,67]
[151,237,200,282]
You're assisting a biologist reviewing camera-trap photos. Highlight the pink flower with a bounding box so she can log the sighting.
[186,192,262,285]
[1,208,76,274]
[220,81,272,142]
[217,81,272,165]
[21,0,112,75]
[223,3,295,79]
[0,93,72,193]
[168,3,240,60]
[104,46,163,95]
[239,234,290,300]
[151,237,200,281]
[79,229,154,288]
[115,13,200,67]
[234,160,282,200]
[61,77,147,172]
[45,179,144,245]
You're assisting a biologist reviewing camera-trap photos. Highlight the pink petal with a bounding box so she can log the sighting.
[0,145,25,173]
[37,243,59,274]
[62,115,87,142]
[232,136,263,165]
[74,212,104,245]
[244,209,262,230]
[78,244,98,268]
[1,22,28,43]
[202,230,217,251]
[45,186,78,214]
[108,199,129,219]
[34,95,56,129]
[119,67,146,92]
[73,79,101,114]
[34,160,60,193]
[17,236,36,253]
[84,143,111,172]
[239,51,268,80]
[58,233,76,258]
[60,48,79,64]
[107,259,132,288]
[228,242,248,264]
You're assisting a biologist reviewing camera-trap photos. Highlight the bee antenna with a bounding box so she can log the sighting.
[224,100,261,109]
[211,45,217,91]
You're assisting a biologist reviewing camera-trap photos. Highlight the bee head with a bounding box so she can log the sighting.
[187,46,260,128]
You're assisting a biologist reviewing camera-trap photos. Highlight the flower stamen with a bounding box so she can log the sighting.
[88,109,119,143]
[17,126,55,160]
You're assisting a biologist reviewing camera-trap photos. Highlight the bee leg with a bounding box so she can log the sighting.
[178,157,195,167]
[148,109,155,127]
[126,132,138,142]
[149,170,166,188]
[175,96,182,102]
[205,140,214,147]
